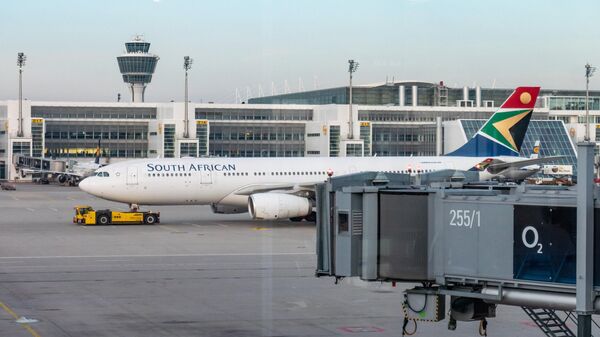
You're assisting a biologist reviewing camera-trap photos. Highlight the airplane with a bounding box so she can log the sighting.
[472,140,544,182]
[79,86,560,221]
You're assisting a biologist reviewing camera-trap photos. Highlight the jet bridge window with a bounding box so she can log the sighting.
[338,212,349,233]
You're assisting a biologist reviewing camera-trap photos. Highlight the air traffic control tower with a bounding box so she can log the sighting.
[116,36,159,102]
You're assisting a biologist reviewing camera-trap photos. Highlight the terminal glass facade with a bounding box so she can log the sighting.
[196,108,312,121]
[179,142,198,158]
[346,143,363,157]
[196,121,208,156]
[371,124,436,156]
[12,141,31,156]
[329,126,340,157]
[163,124,176,158]
[44,122,148,158]
[31,119,44,157]
[360,123,371,156]
[548,96,600,111]
[208,123,304,157]
[359,109,493,122]
[32,106,156,119]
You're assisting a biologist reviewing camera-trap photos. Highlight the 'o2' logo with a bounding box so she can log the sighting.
[521,226,543,254]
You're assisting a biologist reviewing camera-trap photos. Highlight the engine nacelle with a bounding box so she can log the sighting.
[211,203,248,214]
[57,174,68,184]
[248,193,312,220]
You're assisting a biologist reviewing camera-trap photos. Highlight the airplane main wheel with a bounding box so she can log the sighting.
[144,214,157,224]
[97,214,110,225]
[290,217,304,222]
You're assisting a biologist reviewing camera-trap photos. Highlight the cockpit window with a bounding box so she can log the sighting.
[96,172,110,177]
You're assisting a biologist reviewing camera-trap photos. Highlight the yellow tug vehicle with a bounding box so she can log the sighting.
[73,205,160,225]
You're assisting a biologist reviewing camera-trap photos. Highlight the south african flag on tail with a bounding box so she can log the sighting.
[446,86,541,157]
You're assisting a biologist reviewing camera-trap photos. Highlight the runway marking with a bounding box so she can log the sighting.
[0,300,41,337]
[48,207,58,212]
[11,196,19,201]
[216,223,229,228]
[26,208,35,212]
[253,227,269,231]
[0,252,315,259]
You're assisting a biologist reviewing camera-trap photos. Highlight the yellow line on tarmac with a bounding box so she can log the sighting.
[0,300,42,337]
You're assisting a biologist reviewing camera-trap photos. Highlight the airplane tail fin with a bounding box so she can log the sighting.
[446,86,540,157]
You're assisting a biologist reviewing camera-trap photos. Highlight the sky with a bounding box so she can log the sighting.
[1,0,600,103]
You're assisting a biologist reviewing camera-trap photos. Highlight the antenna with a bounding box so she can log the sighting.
[348,59,359,139]
[271,82,276,95]
[585,63,596,141]
[284,80,291,94]
[16,52,26,137]
[298,77,304,92]
[183,56,193,138]
[313,75,319,89]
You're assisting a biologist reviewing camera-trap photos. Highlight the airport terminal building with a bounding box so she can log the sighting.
[0,81,594,181]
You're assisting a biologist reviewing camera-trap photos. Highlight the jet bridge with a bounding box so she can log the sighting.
[315,171,600,336]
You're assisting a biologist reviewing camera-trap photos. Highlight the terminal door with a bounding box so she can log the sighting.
[127,167,138,185]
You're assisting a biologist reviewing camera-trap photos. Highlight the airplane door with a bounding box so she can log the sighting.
[127,166,138,185]
[200,171,212,184]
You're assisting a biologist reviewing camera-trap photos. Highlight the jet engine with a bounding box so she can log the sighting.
[57,174,68,184]
[248,193,312,220]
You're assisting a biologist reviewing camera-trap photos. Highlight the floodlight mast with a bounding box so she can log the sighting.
[348,59,359,139]
[585,63,596,142]
[17,52,26,138]
[183,56,193,139]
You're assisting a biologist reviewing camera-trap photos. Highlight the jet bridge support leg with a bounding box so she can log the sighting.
[576,142,595,337]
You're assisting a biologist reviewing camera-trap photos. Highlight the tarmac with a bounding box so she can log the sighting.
[0,184,554,336]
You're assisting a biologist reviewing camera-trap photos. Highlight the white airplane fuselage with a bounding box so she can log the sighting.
[79,156,517,208]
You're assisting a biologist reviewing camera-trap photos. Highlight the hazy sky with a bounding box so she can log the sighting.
[1,0,600,103]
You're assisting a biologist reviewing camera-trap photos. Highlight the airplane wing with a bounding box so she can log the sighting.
[233,182,319,195]
[486,156,563,174]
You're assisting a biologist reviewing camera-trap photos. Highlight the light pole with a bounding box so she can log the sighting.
[183,56,193,139]
[348,59,359,139]
[585,63,596,142]
[17,52,26,138]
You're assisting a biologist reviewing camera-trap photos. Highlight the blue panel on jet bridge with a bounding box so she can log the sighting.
[513,206,600,285]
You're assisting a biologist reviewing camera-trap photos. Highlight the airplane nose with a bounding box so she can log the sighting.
[78,177,92,194]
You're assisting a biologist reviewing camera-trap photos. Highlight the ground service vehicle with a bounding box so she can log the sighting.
[73,205,160,225]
